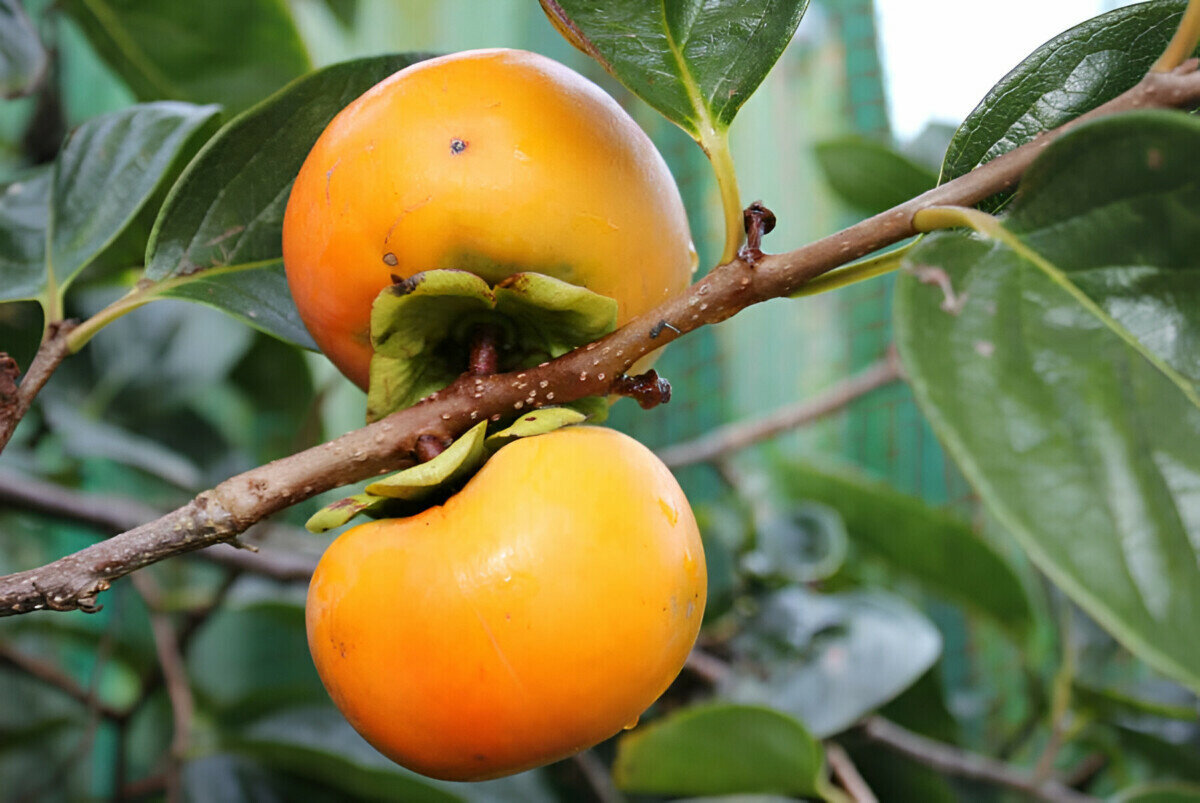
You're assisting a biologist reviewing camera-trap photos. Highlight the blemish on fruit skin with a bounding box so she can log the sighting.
[658,498,679,525]
[450,138,468,154]
[382,252,398,266]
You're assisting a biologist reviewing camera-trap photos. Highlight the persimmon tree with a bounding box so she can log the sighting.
[0,0,1198,801]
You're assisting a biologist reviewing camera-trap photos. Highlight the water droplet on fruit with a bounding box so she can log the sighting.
[623,717,639,730]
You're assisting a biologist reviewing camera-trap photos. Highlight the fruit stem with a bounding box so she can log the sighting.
[468,323,503,376]
[414,434,447,463]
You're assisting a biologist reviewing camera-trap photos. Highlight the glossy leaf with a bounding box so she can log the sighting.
[780,460,1033,636]
[613,703,823,798]
[895,112,1200,693]
[144,54,430,348]
[61,0,311,114]
[0,103,218,307]
[0,0,47,98]
[538,0,808,137]
[722,587,941,737]
[740,501,848,584]
[942,0,1194,210]
[815,136,937,215]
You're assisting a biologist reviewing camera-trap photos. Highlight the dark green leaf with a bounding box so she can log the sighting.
[741,501,848,584]
[1073,680,1198,723]
[613,703,824,797]
[539,0,808,136]
[144,53,430,348]
[722,588,941,737]
[0,103,218,306]
[942,0,1194,210]
[1111,784,1200,803]
[0,168,51,303]
[61,0,311,114]
[779,460,1033,636]
[0,0,47,98]
[895,112,1200,693]
[814,136,937,215]
[318,0,358,28]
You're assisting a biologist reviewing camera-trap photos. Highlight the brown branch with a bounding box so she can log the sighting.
[826,743,878,803]
[656,353,901,468]
[1,65,1199,617]
[132,573,192,803]
[860,717,1098,803]
[0,641,125,719]
[0,320,77,454]
[0,470,318,583]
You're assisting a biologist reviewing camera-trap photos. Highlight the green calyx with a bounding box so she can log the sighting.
[365,269,619,422]
[306,407,590,533]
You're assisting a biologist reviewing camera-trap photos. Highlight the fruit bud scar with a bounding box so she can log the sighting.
[612,369,672,409]
[739,200,776,266]
[450,138,467,154]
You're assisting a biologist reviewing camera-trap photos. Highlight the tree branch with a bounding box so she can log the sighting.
[1,65,1199,617]
[860,717,1097,803]
[0,320,77,454]
[0,641,125,720]
[657,353,901,468]
[826,743,878,803]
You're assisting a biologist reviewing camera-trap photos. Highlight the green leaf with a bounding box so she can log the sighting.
[723,588,942,737]
[484,407,588,450]
[1072,680,1199,723]
[365,421,487,500]
[366,270,617,419]
[779,460,1034,636]
[539,0,808,136]
[942,0,1194,210]
[0,103,219,307]
[740,501,848,584]
[1111,784,1200,803]
[895,112,1200,693]
[304,492,393,535]
[613,703,824,798]
[814,136,937,216]
[61,0,311,115]
[0,0,47,98]
[143,53,431,348]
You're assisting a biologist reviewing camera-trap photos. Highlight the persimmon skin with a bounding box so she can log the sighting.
[305,427,706,781]
[282,48,697,389]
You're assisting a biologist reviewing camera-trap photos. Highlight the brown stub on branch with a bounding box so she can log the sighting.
[0,354,19,411]
[739,201,777,266]
[612,370,672,409]
[468,323,503,376]
[414,434,448,463]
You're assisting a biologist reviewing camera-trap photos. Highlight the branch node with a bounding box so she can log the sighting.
[738,200,777,266]
[468,323,503,376]
[612,370,672,409]
[415,433,449,462]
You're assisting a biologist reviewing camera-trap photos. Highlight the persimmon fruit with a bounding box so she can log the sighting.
[282,48,697,389]
[305,426,707,780]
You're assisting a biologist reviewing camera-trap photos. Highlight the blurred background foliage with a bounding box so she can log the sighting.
[0,0,1196,801]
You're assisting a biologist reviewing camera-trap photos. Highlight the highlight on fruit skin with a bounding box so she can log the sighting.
[305,426,707,781]
[282,47,697,390]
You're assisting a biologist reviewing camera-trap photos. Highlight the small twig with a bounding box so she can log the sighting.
[860,716,1098,803]
[571,750,625,803]
[0,320,77,455]
[738,200,777,265]
[657,354,901,468]
[0,641,125,719]
[826,743,878,803]
[131,573,192,803]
